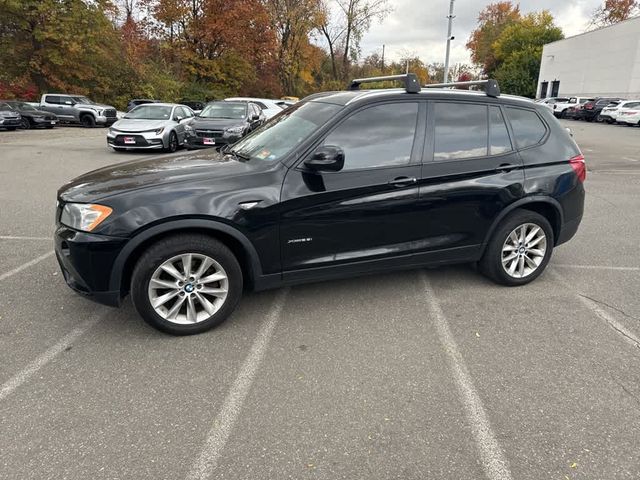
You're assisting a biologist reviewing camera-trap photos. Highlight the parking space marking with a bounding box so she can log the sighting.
[186,288,290,480]
[0,313,103,401]
[554,264,640,272]
[420,272,513,480]
[0,235,51,241]
[0,251,54,282]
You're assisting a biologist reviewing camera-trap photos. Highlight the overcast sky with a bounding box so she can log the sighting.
[358,0,603,66]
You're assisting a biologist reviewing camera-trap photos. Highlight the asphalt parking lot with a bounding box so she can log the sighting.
[0,121,639,480]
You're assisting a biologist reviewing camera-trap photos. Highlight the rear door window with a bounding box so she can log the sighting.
[433,103,488,161]
[45,95,60,104]
[505,108,547,149]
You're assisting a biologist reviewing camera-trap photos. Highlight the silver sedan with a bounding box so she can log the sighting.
[107,103,195,153]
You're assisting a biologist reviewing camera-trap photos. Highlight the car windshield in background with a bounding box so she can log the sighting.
[230,101,341,163]
[7,101,35,110]
[200,103,247,119]
[125,105,173,120]
[0,102,14,110]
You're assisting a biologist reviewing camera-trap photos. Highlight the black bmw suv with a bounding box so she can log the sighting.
[55,74,585,335]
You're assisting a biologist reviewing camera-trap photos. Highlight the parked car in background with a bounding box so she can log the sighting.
[107,103,195,152]
[55,74,586,335]
[617,104,640,126]
[536,97,569,110]
[180,100,205,115]
[0,102,22,130]
[553,97,594,118]
[598,100,640,123]
[578,97,625,122]
[224,97,284,119]
[39,94,117,127]
[184,101,264,150]
[2,100,58,129]
[126,99,160,111]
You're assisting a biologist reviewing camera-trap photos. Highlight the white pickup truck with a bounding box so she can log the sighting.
[552,97,594,119]
[38,94,118,127]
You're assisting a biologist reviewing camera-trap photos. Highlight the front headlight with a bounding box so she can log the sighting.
[60,203,113,232]
[184,124,193,131]
[154,127,165,135]
[225,125,245,134]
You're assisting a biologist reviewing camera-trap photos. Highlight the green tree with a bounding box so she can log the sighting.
[492,11,563,97]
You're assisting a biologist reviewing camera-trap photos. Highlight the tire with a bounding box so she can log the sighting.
[20,118,31,129]
[164,131,178,153]
[130,234,243,335]
[45,125,54,129]
[80,114,96,127]
[479,210,554,286]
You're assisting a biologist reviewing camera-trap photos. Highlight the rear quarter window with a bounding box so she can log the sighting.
[505,107,547,149]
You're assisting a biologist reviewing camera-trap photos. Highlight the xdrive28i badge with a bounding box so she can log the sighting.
[287,238,313,244]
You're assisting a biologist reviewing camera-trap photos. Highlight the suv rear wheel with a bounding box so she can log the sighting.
[131,234,243,335]
[479,210,554,286]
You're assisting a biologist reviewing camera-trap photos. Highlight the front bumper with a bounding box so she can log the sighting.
[107,130,165,149]
[0,118,22,127]
[184,131,241,149]
[32,116,58,126]
[619,114,640,124]
[55,225,128,307]
[97,115,118,126]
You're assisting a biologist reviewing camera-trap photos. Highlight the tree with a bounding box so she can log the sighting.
[492,11,563,97]
[590,0,639,28]
[466,1,521,76]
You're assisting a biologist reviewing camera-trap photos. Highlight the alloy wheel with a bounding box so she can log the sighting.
[148,253,229,324]
[501,223,547,279]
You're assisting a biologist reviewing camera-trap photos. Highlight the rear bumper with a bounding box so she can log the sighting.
[55,226,128,307]
[557,215,582,246]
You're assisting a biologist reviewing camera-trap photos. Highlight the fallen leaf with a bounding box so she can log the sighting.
[570,462,578,468]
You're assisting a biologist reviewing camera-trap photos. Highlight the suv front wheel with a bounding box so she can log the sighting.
[131,234,243,335]
[479,210,554,286]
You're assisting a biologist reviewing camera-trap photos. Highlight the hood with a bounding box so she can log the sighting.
[58,149,257,203]
[112,118,171,132]
[190,116,245,130]
[0,110,20,117]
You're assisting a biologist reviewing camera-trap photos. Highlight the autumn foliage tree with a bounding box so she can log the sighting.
[590,0,639,28]
[466,1,521,77]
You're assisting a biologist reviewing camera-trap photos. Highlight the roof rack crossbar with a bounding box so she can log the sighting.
[424,79,501,98]
[348,73,421,93]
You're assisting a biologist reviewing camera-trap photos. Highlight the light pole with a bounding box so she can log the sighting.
[443,0,455,83]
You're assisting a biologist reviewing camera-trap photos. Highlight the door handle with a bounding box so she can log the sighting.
[388,176,418,187]
[495,163,517,173]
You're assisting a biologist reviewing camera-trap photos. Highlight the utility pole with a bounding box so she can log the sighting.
[381,44,385,72]
[443,0,455,83]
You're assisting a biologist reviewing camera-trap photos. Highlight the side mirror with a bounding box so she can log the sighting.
[252,114,259,120]
[304,146,344,172]
[65,101,74,105]
[174,116,183,122]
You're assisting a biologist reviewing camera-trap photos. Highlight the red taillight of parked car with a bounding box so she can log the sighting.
[569,154,586,183]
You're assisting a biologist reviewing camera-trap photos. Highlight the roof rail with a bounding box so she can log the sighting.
[348,73,421,93]
[424,79,501,98]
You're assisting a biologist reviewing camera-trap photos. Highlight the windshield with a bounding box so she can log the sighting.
[0,102,14,110]
[72,96,94,104]
[230,101,341,162]
[7,101,35,110]
[200,103,247,119]
[125,105,173,120]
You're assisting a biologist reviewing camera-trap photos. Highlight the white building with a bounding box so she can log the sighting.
[537,16,640,99]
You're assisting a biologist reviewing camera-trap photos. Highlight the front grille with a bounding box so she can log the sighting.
[113,134,149,146]
[196,129,224,139]
[104,109,117,118]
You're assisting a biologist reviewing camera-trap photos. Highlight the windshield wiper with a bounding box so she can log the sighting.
[225,148,250,161]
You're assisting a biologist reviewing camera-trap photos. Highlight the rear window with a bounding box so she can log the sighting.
[505,108,547,149]
[434,103,488,160]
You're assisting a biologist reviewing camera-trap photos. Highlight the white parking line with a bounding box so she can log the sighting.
[0,235,51,241]
[420,272,513,480]
[0,314,103,401]
[0,251,54,282]
[186,288,290,480]
[554,264,640,272]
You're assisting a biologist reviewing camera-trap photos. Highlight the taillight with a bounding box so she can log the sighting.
[569,154,586,183]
